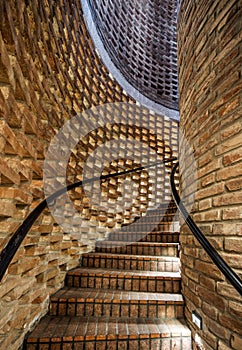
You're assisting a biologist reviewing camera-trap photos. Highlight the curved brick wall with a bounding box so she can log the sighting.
[178,1,242,349]
[0,1,179,348]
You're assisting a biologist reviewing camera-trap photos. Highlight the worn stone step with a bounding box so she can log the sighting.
[49,287,184,318]
[65,268,181,293]
[107,231,179,243]
[24,316,191,350]
[95,241,179,256]
[81,252,180,272]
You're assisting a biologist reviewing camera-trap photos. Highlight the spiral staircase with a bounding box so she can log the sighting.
[23,199,191,349]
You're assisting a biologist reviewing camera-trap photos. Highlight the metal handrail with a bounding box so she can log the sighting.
[0,157,177,282]
[170,161,242,296]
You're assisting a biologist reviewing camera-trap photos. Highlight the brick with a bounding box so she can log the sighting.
[197,159,221,179]
[213,192,242,207]
[216,134,242,156]
[213,223,237,235]
[223,147,242,166]
[0,188,32,204]
[199,199,212,211]
[226,177,242,191]
[207,318,229,341]
[222,207,242,220]
[196,286,226,311]
[228,300,242,317]
[199,275,216,291]
[221,122,242,141]
[224,238,241,253]
[5,277,34,300]
[218,341,233,350]
[0,158,20,184]
[0,199,16,217]
[194,260,223,281]
[219,313,242,334]
[8,257,40,275]
[0,120,25,156]
[196,183,224,200]
[220,252,242,269]
[0,31,15,89]
[0,276,21,298]
[202,302,217,321]
[217,163,242,181]
[8,159,32,181]
[201,174,215,187]
[231,334,242,350]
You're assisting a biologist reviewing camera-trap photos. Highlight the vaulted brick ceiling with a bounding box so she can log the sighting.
[84,0,179,113]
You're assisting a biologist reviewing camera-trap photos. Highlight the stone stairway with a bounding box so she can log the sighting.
[23,201,191,349]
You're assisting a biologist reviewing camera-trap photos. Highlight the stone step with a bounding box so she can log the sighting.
[65,268,181,293]
[107,231,179,243]
[81,252,180,272]
[24,316,191,350]
[50,287,184,318]
[95,241,179,256]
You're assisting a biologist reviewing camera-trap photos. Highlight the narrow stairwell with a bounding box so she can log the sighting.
[24,201,191,349]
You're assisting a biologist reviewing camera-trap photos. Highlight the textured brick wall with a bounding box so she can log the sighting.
[178,1,242,349]
[0,1,179,348]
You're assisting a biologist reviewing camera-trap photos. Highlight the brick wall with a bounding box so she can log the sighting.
[178,0,242,349]
[0,1,179,348]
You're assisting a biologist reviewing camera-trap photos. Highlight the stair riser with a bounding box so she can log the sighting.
[108,233,179,243]
[82,257,179,272]
[24,336,192,350]
[121,221,180,232]
[65,275,181,293]
[50,300,184,318]
[95,245,178,257]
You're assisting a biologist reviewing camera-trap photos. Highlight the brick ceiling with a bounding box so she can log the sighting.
[86,0,179,112]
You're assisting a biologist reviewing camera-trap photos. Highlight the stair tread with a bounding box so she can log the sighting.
[83,252,180,261]
[67,267,181,279]
[51,287,184,303]
[26,316,191,341]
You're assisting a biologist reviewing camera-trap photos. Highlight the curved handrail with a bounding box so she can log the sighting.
[171,161,242,296]
[0,157,177,282]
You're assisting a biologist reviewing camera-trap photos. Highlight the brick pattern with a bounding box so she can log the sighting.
[49,288,184,318]
[87,0,179,109]
[81,253,180,272]
[25,317,191,350]
[95,241,179,256]
[0,1,180,349]
[178,0,242,349]
[24,202,191,349]
[65,267,181,293]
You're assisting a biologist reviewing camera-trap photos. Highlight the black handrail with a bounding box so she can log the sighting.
[171,161,242,296]
[0,157,177,282]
